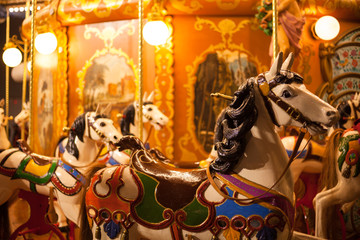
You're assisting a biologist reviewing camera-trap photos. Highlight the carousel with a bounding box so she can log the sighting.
[0,0,359,239]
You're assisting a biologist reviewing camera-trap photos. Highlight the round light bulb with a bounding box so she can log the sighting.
[2,47,22,67]
[314,16,340,41]
[143,20,170,46]
[35,32,58,55]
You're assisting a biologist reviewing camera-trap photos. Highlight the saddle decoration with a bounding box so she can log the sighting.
[214,172,294,228]
[338,130,360,178]
[2,149,86,195]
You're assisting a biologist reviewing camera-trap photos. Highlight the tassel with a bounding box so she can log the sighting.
[95,225,101,240]
[342,165,351,178]
[211,235,219,240]
[120,228,129,240]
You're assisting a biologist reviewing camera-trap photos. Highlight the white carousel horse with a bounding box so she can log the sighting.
[55,92,169,166]
[0,99,11,150]
[282,94,360,184]
[9,102,30,147]
[0,111,122,239]
[280,95,360,234]
[313,124,360,239]
[82,52,339,240]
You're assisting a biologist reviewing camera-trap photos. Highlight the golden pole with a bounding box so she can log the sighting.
[21,0,30,140]
[29,0,37,148]
[138,0,144,141]
[272,0,278,60]
[5,8,10,135]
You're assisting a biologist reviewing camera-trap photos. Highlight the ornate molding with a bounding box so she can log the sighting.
[154,16,175,159]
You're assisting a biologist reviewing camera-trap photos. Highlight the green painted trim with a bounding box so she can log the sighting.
[12,157,58,185]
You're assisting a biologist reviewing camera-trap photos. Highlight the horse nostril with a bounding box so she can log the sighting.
[327,111,336,117]
[114,136,118,140]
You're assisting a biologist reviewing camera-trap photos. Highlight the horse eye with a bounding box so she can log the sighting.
[100,122,106,127]
[281,90,292,98]
[148,107,152,111]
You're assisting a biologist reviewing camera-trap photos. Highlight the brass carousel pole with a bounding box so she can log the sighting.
[29,0,37,148]
[272,0,278,61]
[21,0,30,140]
[138,0,144,141]
[5,8,10,135]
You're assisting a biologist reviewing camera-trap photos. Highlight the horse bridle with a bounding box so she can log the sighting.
[257,71,313,128]
[87,113,111,143]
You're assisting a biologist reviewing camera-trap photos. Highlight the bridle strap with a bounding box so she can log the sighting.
[206,129,309,203]
[257,74,311,126]
[350,100,360,121]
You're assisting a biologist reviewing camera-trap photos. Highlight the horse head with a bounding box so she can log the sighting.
[142,92,169,131]
[121,92,169,136]
[14,102,30,127]
[335,93,360,130]
[65,112,122,161]
[85,111,122,147]
[261,52,339,135]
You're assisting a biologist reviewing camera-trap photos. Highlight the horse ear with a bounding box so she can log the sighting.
[102,103,112,116]
[147,91,154,102]
[0,99,4,107]
[143,92,148,102]
[281,52,294,71]
[23,101,30,110]
[265,52,283,81]
[95,104,100,115]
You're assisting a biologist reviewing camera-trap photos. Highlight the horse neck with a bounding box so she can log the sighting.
[62,135,99,172]
[233,85,294,199]
[0,125,10,149]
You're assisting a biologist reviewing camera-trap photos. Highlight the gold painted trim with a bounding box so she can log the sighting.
[154,16,175,159]
[54,27,68,139]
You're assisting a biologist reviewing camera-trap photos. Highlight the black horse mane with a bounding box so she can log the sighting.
[120,101,153,136]
[65,112,107,160]
[210,71,304,173]
[211,79,258,173]
[335,100,352,129]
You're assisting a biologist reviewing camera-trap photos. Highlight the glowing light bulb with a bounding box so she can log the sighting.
[2,47,22,67]
[35,32,58,55]
[314,16,340,41]
[143,20,170,46]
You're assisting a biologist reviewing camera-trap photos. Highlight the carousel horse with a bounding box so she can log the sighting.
[55,92,169,166]
[9,102,30,147]
[0,111,122,239]
[313,122,360,239]
[0,99,12,151]
[281,94,360,234]
[82,52,339,240]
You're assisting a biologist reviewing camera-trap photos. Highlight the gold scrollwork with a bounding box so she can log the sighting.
[179,17,267,161]
[302,0,359,15]
[154,16,175,159]
[54,27,69,140]
[84,22,135,49]
[168,0,203,14]
[205,0,242,11]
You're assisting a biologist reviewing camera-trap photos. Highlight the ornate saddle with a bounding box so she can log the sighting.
[131,149,208,211]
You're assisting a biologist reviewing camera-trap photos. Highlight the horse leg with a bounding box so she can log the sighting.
[0,187,15,239]
[314,186,343,238]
